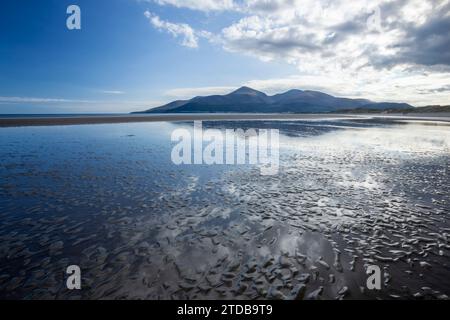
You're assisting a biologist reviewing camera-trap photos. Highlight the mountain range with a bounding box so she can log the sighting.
[135,86,414,114]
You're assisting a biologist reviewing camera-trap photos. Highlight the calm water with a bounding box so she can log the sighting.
[0,119,449,299]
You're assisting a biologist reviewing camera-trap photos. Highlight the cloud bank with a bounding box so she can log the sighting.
[146,0,450,105]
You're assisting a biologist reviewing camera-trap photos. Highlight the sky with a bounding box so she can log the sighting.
[0,0,449,113]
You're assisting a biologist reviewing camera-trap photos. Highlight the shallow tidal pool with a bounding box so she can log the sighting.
[0,118,449,299]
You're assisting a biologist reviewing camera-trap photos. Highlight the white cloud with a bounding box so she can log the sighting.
[259,72,450,106]
[217,0,450,72]
[151,0,235,11]
[144,11,200,48]
[149,0,450,105]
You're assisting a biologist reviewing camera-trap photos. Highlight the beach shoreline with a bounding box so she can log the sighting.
[1,113,450,127]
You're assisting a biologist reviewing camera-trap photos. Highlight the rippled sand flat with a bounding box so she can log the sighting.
[0,119,449,299]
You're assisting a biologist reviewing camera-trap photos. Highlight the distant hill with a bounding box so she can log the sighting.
[336,105,450,114]
[134,86,414,114]
[396,105,450,113]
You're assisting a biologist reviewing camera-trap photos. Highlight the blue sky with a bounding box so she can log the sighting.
[1,0,449,113]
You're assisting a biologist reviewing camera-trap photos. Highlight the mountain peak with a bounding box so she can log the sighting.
[229,86,266,96]
[284,89,303,94]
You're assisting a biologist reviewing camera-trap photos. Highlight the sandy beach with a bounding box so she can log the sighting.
[1,118,449,299]
[1,113,450,127]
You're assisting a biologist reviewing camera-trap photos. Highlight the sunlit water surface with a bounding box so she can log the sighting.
[0,119,449,299]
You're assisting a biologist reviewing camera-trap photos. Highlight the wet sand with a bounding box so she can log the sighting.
[0,113,449,127]
[0,119,449,300]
